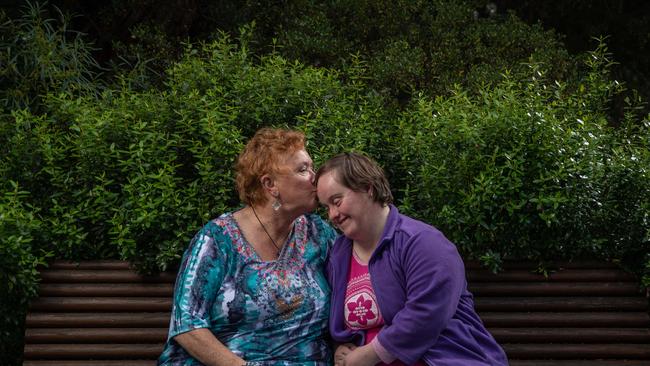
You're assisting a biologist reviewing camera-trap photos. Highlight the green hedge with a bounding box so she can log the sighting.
[0,183,50,364]
[4,34,648,278]
[396,45,650,274]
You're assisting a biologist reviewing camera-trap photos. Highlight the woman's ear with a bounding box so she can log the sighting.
[260,174,278,196]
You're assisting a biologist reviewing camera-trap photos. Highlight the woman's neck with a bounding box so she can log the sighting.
[353,204,390,256]
[248,204,295,240]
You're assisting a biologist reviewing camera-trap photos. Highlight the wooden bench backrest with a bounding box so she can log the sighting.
[23,260,650,365]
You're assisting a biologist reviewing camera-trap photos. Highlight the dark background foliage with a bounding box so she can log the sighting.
[494,0,650,115]
[2,0,648,114]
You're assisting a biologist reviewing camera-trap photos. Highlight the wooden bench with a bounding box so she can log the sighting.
[23,260,650,365]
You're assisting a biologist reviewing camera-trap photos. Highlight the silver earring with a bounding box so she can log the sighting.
[272,198,282,211]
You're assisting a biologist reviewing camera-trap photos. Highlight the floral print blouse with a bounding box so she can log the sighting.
[158,212,336,365]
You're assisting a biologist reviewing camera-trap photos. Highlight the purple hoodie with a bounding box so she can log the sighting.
[325,205,508,365]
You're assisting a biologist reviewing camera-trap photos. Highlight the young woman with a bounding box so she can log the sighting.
[316,152,508,366]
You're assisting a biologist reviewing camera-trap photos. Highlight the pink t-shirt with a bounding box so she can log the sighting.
[345,252,426,366]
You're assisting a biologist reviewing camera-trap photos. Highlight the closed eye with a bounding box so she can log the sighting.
[298,164,313,174]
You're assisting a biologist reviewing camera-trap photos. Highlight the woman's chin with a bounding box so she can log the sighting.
[305,201,319,213]
[295,200,318,215]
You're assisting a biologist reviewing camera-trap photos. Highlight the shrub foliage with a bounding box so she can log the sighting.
[396,47,649,273]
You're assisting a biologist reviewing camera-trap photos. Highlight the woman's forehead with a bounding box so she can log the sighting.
[283,149,311,164]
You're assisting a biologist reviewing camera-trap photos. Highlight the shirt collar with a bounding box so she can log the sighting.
[374,204,400,252]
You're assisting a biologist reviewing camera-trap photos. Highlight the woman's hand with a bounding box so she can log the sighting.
[337,343,380,366]
[334,343,357,366]
[174,328,246,366]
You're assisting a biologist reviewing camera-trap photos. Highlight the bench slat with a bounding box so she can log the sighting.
[47,261,134,270]
[25,328,168,343]
[510,361,650,366]
[42,282,639,297]
[22,359,650,366]
[464,261,621,270]
[470,282,642,296]
[39,270,176,284]
[490,327,650,343]
[24,361,156,366]
[474,296,648,311]
[479,312,650,327]
[502,343,650,359]
[39,283,174,297]
[23,344,163,359]
[467,269,638,282]
[42,267,637,283]
[26,313,170,328]
[29,297,172,312]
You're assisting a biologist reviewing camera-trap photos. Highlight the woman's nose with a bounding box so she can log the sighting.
[309,169,316,184]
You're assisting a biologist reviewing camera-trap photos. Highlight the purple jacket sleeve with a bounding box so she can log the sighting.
[375,230,465,365]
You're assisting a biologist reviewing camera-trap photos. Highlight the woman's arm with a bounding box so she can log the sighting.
[375,230,466,364]
[174,328,246,366]
[167,224,235,364]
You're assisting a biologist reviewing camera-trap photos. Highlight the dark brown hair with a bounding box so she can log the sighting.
[235,128,305,205]
[315,152,393,205]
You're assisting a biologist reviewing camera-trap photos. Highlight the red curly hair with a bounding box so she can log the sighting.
[235,128,306,205]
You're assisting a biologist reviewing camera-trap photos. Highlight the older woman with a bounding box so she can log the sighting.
[316,152,507,366]
[158,128,337,366]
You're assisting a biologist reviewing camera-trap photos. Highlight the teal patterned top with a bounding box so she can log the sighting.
[158,212,337,366]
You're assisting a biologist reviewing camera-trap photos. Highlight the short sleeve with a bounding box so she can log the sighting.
[168,222,227,338]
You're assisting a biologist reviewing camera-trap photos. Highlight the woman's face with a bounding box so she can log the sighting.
[274,149,318,215]
[316,171,374,241]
